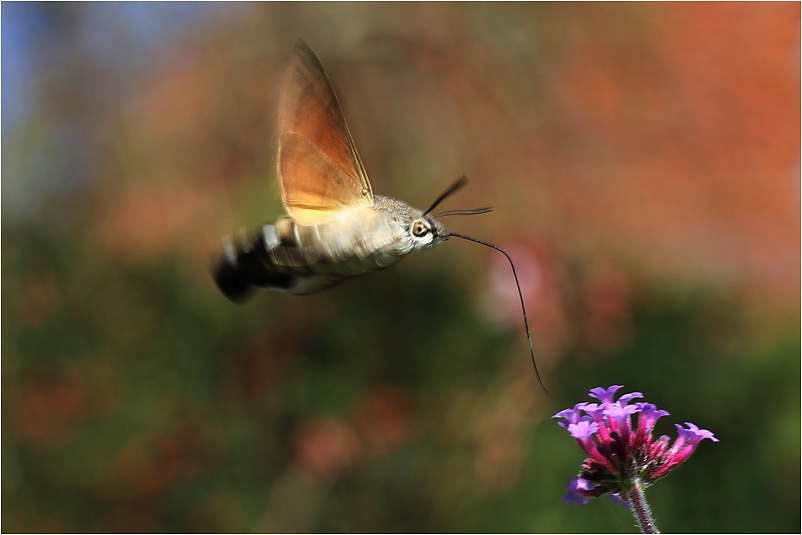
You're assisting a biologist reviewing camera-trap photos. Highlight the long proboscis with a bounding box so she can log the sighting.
[447,232,552,398]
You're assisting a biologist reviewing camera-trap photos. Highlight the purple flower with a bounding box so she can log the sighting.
[553,386,718,505]
[610,492,631,509]
[563,477,594,505]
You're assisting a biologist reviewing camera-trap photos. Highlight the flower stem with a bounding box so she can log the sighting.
[626,478,660,533]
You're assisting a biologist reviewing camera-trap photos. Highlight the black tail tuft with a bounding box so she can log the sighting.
[212,229,298,302]
[212,256,255,302]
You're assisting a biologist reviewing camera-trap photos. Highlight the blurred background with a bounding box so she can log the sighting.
[2,2,799,533]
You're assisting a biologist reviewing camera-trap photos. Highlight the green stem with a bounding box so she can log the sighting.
[626,478,660,534]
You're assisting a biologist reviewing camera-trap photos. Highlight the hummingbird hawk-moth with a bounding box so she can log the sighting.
[212,41,549,394]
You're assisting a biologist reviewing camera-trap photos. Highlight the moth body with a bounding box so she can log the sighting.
[214,195,447,300]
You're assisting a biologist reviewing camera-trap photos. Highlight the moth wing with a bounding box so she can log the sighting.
[278,41,373,226]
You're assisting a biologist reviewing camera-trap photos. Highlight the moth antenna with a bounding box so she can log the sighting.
[423,175,469,217]
[433,207,494,218]
[447,232,552,398]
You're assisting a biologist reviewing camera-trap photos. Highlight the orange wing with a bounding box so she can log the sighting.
[277,41,374,226]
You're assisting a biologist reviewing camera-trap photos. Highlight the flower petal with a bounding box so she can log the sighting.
[563,477,592,505]
[588,385,624,404]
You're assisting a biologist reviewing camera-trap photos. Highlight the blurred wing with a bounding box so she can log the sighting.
[278,41,373,226]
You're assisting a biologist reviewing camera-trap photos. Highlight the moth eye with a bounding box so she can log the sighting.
[411,220,429,237]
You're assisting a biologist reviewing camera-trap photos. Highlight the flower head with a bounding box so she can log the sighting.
[553,386,718,505]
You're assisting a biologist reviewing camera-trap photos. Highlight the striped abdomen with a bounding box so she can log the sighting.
[212,200,420,301]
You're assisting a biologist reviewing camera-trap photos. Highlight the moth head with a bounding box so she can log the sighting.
[402,175,492,251]
[408,215,447,250]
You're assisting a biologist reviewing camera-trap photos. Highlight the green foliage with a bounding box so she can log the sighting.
[3,220,799,532]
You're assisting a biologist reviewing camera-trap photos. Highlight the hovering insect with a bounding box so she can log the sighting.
[212,41,549,394]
